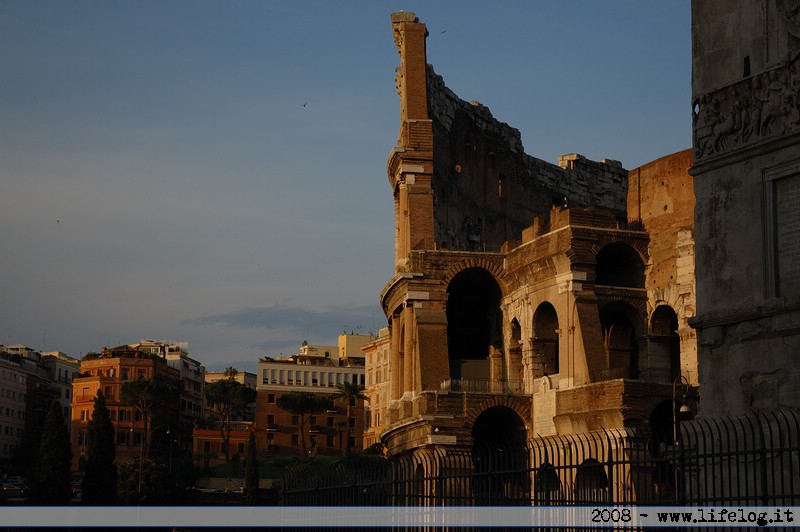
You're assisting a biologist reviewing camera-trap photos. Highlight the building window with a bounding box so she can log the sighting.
[203,441,211,452]
[267,414,275,424]
[291,434,299,446]
[327,416,334,427]
[121,368,129,381]
[134,410,143,422]
[119,410,128,421]
[267,394,275,403]
[292,415,299,425]
[238,442,245,455]
[326,435,335,447]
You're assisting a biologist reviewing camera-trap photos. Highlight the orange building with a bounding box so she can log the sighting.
[69,345,182,471]
[192,424,253,470]
[254,337,369,457]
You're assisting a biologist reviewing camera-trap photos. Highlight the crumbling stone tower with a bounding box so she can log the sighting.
[378,12,697,483]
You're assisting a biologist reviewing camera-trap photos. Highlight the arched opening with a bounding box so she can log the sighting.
[599,301,642,379]
[574,458,609,503]
[471,406,529,505]
[649,400,676,501]
[509,318,523,384]
[534,461,562,504]
[595,243,645,288]
[446,268,503,380]
[651,305,681,382]
[532,302,559,377]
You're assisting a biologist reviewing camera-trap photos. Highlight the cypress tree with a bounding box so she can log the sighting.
[82,390,118,505]
[30,399,72,505]
[244,431,259,505]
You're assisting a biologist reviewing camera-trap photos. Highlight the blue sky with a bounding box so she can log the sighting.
[0,1,690,372]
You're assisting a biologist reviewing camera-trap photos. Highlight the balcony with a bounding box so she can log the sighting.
[439,378,525,395]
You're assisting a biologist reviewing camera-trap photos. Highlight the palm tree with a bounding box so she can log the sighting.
[330,381,369,454]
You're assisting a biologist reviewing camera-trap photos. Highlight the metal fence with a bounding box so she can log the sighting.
[282,408,800,508]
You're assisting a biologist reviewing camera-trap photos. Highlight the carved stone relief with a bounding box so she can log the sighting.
[693,54,800,162]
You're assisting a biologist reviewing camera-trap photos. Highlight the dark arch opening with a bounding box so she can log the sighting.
[651,305,681,382]
[532,302,559,377]
[649,400,677,501]
[471,406,529,505]
[595,242,645,288]
[575,458,609,503]
[600,301,642,379]
[446,268,502,379]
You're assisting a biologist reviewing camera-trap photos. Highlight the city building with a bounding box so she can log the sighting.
[374,12,698,474]
[40,351,81,423]
[254,335,369,457]
[0,345,78,471]
[192,368,256,469]
[69,342,188,471]
[0,346,38,468]
[362,328,390,448]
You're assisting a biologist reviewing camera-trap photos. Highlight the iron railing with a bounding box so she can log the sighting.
[439,378,525,395]
[283,408,800,508]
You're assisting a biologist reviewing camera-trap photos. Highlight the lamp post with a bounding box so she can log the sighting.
[133,424,170,503]
[672,375,691,504]
[672,375,691,444]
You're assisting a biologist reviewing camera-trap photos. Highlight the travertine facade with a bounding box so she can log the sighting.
[691,0,800,417]
[376,12,698,461]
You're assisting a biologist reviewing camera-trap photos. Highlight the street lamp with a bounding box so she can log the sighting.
[131,424,170,503]
[672,375,691,444]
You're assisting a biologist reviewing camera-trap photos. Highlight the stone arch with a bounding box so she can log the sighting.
[574,458,609,503]
[595,242,646,288]
[532,302,560,377]
[446,267,504,380]
[599,300,645,379]
[464,395,532,432]
[442,257,506,294]
[471,405,530,504]
[589,236,648,268]
[650,305,681,382]
[648,400,676,501]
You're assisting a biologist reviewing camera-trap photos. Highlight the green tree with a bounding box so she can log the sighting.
[29,400,72,505]
[205,375,257,462]
[276,391,330,456]
[330,381,369,454]
[117,458,169,505]
[82,390,118,505]
[244,431,259,505]
[121,375,180,457]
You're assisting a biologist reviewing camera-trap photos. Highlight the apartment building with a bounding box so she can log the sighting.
[0,345,78,471]
[69,343,185,471]
[254,335,369,457]
[362,328,390,449]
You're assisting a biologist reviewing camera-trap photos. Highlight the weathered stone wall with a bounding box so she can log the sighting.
[426,67,628,252]
[628,149,698,384]
[691,0,800,416]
